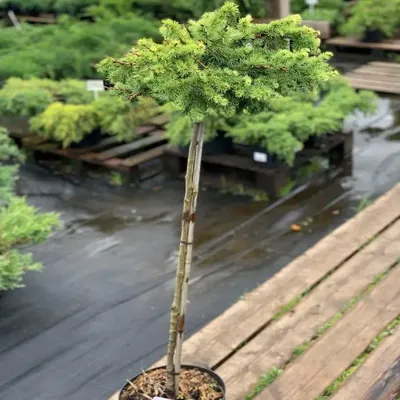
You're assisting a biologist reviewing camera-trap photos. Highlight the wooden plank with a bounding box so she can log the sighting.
[152,185,400,369]
[326,36,400,51]
[90,131,165,161]
[345,78,400,94]
[369,61,400,69]
[148,114,170,126]
[332,327,400,400]
[345,72,400,85]
[121,144,167,168]
[352,67,400,78]
[362,356,400,400]
[261,264,400,400]
[218,220,400,400]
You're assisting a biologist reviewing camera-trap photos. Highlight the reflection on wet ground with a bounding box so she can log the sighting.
[0,94,399,400]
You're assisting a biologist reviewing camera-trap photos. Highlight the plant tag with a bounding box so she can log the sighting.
[153,397,171,400]
[305,0,318,5]
[253,151,268,163]
[85,80,105,92]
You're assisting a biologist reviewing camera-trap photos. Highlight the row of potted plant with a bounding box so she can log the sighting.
[166,76,377,167]
[0,74,377,159]
[0,78,161,147]
[291,0,400,42]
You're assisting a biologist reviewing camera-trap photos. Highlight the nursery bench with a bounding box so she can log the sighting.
[345,61,400,94]
[326,36,400,53]
[13,115,170,185]
[108,183,400,400]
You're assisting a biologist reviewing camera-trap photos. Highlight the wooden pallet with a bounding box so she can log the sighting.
[19,120,169,184]
[344,61,400,94]
[0,11,57,24]
[107,183,400,400]
[163,132,352,199]
[326,36,400,52]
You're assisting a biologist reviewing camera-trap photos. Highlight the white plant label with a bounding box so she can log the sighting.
[86,80,105,92]
[153,397,171,400]
[305,0,318,5]
[253,151,268,163]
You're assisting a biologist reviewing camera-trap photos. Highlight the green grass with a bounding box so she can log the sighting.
[244,367,282,400]
[356,196,373,213]
[316,315,400,399]
[290,268,393,361]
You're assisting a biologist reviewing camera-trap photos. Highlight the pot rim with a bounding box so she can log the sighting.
[118,364,226,400]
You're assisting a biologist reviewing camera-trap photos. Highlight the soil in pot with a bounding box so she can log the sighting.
[362,29,385,43]
[179,131,233,156]
[120,366,225,400]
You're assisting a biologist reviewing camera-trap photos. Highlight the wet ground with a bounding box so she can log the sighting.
[1,94,400,399]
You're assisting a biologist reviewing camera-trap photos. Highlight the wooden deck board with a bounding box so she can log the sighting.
[332,326,400,400]
[121,144,167,168]
[345,62,400,94]
[89,131,165,161]
[153,184,400,369]
[326,36,400,51]
[218,220,400,400]
[260,265,400,400]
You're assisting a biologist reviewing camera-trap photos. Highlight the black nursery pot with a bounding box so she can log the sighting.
[179,130,233,155]
[69,129,104,149]
[234,143,281,169]
[119,365,226,400]
[362,29,385,43]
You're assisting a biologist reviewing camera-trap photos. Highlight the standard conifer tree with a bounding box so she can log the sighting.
[99,2,335,396]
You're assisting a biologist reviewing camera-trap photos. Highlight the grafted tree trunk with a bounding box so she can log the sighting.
[166,122,205,396]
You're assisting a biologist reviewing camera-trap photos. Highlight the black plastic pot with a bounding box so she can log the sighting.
[69,129,104,149]
[234,143,281,169]
[362,29,385,43]
[304,135,326,149]
[119,365,225,400]
[179,130,233,156]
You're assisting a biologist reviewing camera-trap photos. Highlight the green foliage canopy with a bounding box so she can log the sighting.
[99,3,335,124]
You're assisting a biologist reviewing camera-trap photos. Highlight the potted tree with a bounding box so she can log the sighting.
[340,0,400,42]
[98,3,335,399]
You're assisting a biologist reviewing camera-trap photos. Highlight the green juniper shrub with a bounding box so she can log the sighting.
[93,95,160,142]
[0,127,59,291]
[226,77,377,165]
[30,102,99,147]
[0,15,160,80]
[0,78,93,118]
[340,0,400,38]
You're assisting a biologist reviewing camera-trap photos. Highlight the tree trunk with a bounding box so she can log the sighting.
[166,122,205,396]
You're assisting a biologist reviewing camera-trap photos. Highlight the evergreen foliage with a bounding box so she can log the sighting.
[99,3,335,124]
[227,77,377,164]
[0,78,93,117]
[93,95,160,141]
[340,0,400,38]
[0,15,160,80]
[30,103,98,147]
[0,127,59,291]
